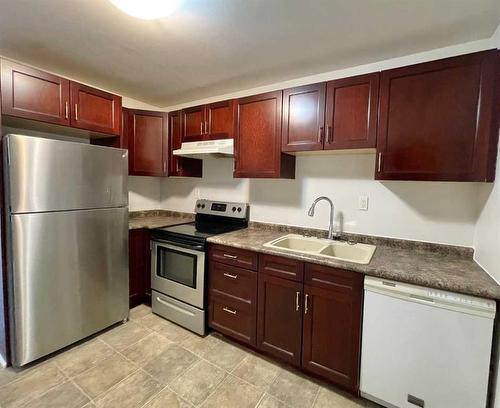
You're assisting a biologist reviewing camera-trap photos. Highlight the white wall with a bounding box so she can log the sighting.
[161,155,481,246]
[473,23,500,408]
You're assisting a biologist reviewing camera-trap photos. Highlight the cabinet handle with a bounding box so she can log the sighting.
[318,127,324,143]
[65,102,69,119]
[377,152,382,172]
[205,121,208,134]
[304,294,309,314]
[75,104,78,121]
[223,307,237,315]
[327,126,333,143]
[223,254,237,259]
[295,291,300,311]
[223,272,238,279]
[200,122,203,135]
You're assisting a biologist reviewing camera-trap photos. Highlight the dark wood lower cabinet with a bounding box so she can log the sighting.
[207,245,364,393]
[257,273,303,366]
[129,229,151,308]
[302,283,362,391]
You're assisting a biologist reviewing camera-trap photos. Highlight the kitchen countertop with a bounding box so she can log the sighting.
[129,210,194,230]
[207,223,500,300]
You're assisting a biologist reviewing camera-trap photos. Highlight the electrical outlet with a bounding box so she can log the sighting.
[358,196,369,211]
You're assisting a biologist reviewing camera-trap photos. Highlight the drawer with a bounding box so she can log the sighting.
[304,263,363,293]
[208,294,256,346]
[209,244,258,271]
[259,254,304,282]
[209,261,257,304]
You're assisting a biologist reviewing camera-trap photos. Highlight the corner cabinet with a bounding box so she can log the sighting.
[168,110,202,177]
[207,245,363,393]
[376,50,499,182]
[124,108,168,176]
[234,91,295,178]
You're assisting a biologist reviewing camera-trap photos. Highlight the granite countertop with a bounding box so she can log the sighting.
[129,210,194,230]
[207,223,500,300]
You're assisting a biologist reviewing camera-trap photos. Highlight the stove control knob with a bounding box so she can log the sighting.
[196,204,201,208]
[232,207,236,212]
[201,204,205,209]
[237,207,242,212]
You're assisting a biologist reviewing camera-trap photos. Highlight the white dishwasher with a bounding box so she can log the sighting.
[360,276,496,408]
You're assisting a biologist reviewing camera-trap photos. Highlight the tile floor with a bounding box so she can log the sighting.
[0,305,379,408]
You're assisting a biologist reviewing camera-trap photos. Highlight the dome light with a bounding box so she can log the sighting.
[109,0,183,20]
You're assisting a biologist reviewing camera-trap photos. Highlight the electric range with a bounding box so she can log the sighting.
[150,199,249,335]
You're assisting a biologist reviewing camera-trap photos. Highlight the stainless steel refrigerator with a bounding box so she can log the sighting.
[3,134,129,366]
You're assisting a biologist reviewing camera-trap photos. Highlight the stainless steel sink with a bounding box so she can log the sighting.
[263,234,376,264]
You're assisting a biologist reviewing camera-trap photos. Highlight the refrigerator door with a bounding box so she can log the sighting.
[4,134,128,213]
[9,207,128,366]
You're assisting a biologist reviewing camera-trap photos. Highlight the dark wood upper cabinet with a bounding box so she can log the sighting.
[125,108,168,176]
[205,100,234,140]
[234,91,295,178]
[302,264,363,392]
[168,110,202,177]
[181,105,205,142]
[1,60,70,126]
[257,273,303,366]
[376,50,499,182]
[70,82,121,135]
[282,83,326,152]
[325,73,379,150]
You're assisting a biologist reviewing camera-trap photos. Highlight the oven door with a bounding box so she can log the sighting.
[151,239,205,309]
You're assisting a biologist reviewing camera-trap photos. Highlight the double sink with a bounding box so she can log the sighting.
[263,234,376,264]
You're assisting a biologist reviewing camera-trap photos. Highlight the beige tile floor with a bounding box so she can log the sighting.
[0,305,380,408]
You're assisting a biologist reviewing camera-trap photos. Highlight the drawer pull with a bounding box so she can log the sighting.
[304,294,309,314]
[223,254,238,259]
[295,291,300,311]
[223,272,238,279]
[222,307,237,315]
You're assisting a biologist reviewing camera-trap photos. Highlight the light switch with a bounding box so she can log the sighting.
[358,196,369,211]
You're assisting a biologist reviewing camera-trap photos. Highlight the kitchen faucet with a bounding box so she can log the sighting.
[308,196,340,240]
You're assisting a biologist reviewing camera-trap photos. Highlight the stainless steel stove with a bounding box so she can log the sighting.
[151,199,249,335]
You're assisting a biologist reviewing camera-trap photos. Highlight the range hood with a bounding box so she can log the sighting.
[173,139,234,159]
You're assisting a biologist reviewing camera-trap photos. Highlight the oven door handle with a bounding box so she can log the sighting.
[153,240,204,252]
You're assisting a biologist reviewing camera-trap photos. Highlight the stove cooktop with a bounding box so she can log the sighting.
[152,199,249,244]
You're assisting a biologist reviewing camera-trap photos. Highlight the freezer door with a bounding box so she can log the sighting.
[4,134,128,213]
[9,207,128,366]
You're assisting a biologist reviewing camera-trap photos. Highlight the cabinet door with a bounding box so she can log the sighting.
[206,100,234,140]
[377,50,498,181]
[302,264,363,391]
[126,108,168,176]
[282,83,326,152]
[257,274,303,366]
[234,91,295,178]
[324,73,379,150]
[168,110,202,177]
[181,105,205,142]
[129,229,151,308]
[1,60,70,126]
[70,82,121,135]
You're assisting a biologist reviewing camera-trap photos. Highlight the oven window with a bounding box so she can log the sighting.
[157,246,197,288]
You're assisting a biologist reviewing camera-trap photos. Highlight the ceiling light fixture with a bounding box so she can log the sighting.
[109,0,183,20]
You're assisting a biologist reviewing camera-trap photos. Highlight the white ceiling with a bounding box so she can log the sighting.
[0,0,499,107]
